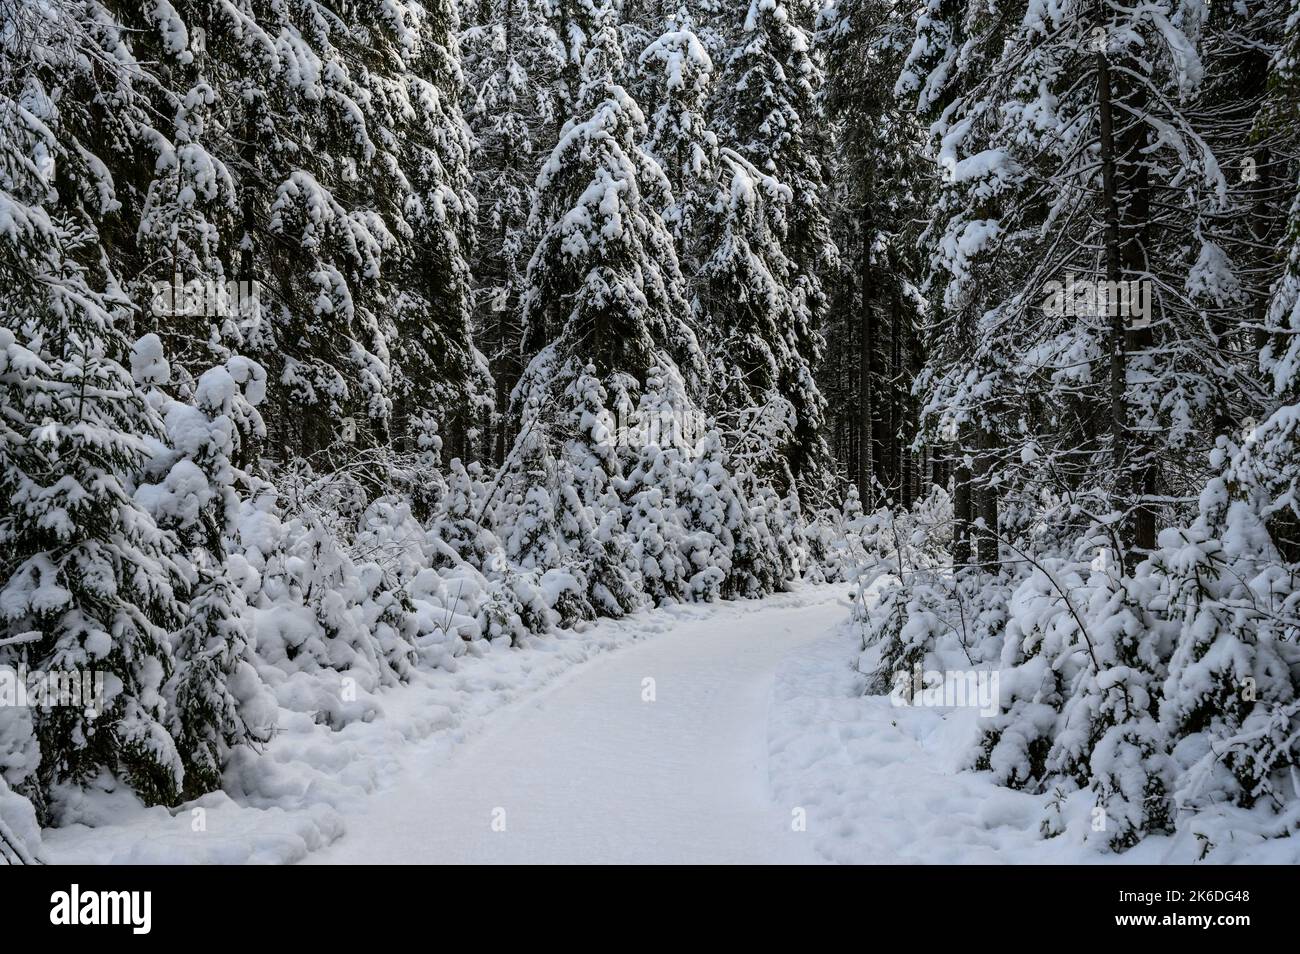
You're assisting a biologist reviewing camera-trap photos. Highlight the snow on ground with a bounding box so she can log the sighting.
[42,585,843,864]
[41,580,1298,864]
[302,586,845,863]
[767,598,1300,865]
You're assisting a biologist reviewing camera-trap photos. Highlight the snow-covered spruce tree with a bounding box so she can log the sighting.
[618,365,693,605]
[726,489,781,598]
[518,0,703,376]
[560,365,643,615]
[693,148,798,484]
[432,457,500,573]
[1149,19,1300,821]
[780,486,813,577]
[474,538,556,641]
[686,0,731,68]
[622,482,688,605]
[639,16,717,255]
[504,474,594,626]
[754,481,798,580]
[351,493,470,669]
[132,339,276,797]
[0,4,190,811]
[585,490,646,616]
[617,0,681,101]
[714,0,834,487]
[840,482,864,529]
[115,0,488,463]
[377,0,488,463]
[677,431,735,600]
[561,363,622,502]
[792,486,838,580]
[115,0,247,391]
[503,432,563,572]
[460,0,565,461]
[900,0,1281,567]
[548,476,601,624]
[812,483,863,583]
[717,0,830,278]
[851,486,959,694]
[1043,565,1174,851]
[424,459,554,641]
[511,1,706,494]
[959,525,1176,850]
[426,390,561,637]
[191,0,393,458]
[1153,493,1299,818]
[548,0,646,123]
[232,468,431,720]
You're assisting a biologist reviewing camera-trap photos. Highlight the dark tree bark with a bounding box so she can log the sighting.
[858,205,877,507]
[975,422,998,571]
[953,425,973,568]
[1097,40,1155,564]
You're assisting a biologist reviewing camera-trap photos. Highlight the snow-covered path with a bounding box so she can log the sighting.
[43,578,1295,866]
[303,589,846,864]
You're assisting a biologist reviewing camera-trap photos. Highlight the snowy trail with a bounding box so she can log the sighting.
[303,589,846,864]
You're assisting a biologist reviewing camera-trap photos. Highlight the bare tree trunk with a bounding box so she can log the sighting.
[1097,47,1127,486]
[1097,41,1155,563]
[953,425,973,568]
[975,422,999,571]
[887,287,902,500]
[858,206,876,507]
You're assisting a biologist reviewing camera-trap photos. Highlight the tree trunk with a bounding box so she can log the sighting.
[975,422,999,571]
[1097,40,1155,563]
[858,205,876,507]
[953,426,973,569]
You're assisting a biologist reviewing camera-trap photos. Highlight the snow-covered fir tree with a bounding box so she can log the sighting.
[515,0,704,410]
[133,341,276,797]
[639,16,717,253]
[714,0,835,488]
[0,7,190,810]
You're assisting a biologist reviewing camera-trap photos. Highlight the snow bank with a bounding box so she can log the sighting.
[41,597,721,864]
[768,605,1300,864]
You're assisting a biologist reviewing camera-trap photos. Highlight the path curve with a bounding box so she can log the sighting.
[304,589,846,864]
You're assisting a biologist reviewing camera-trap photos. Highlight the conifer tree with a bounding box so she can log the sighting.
[0,7,190,809]
[461,0,565,461]
[715,0,834,486]
[515,0,705,419]
[134,344,276,797]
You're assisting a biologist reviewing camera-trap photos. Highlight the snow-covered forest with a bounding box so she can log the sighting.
[1,0,1298,866]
